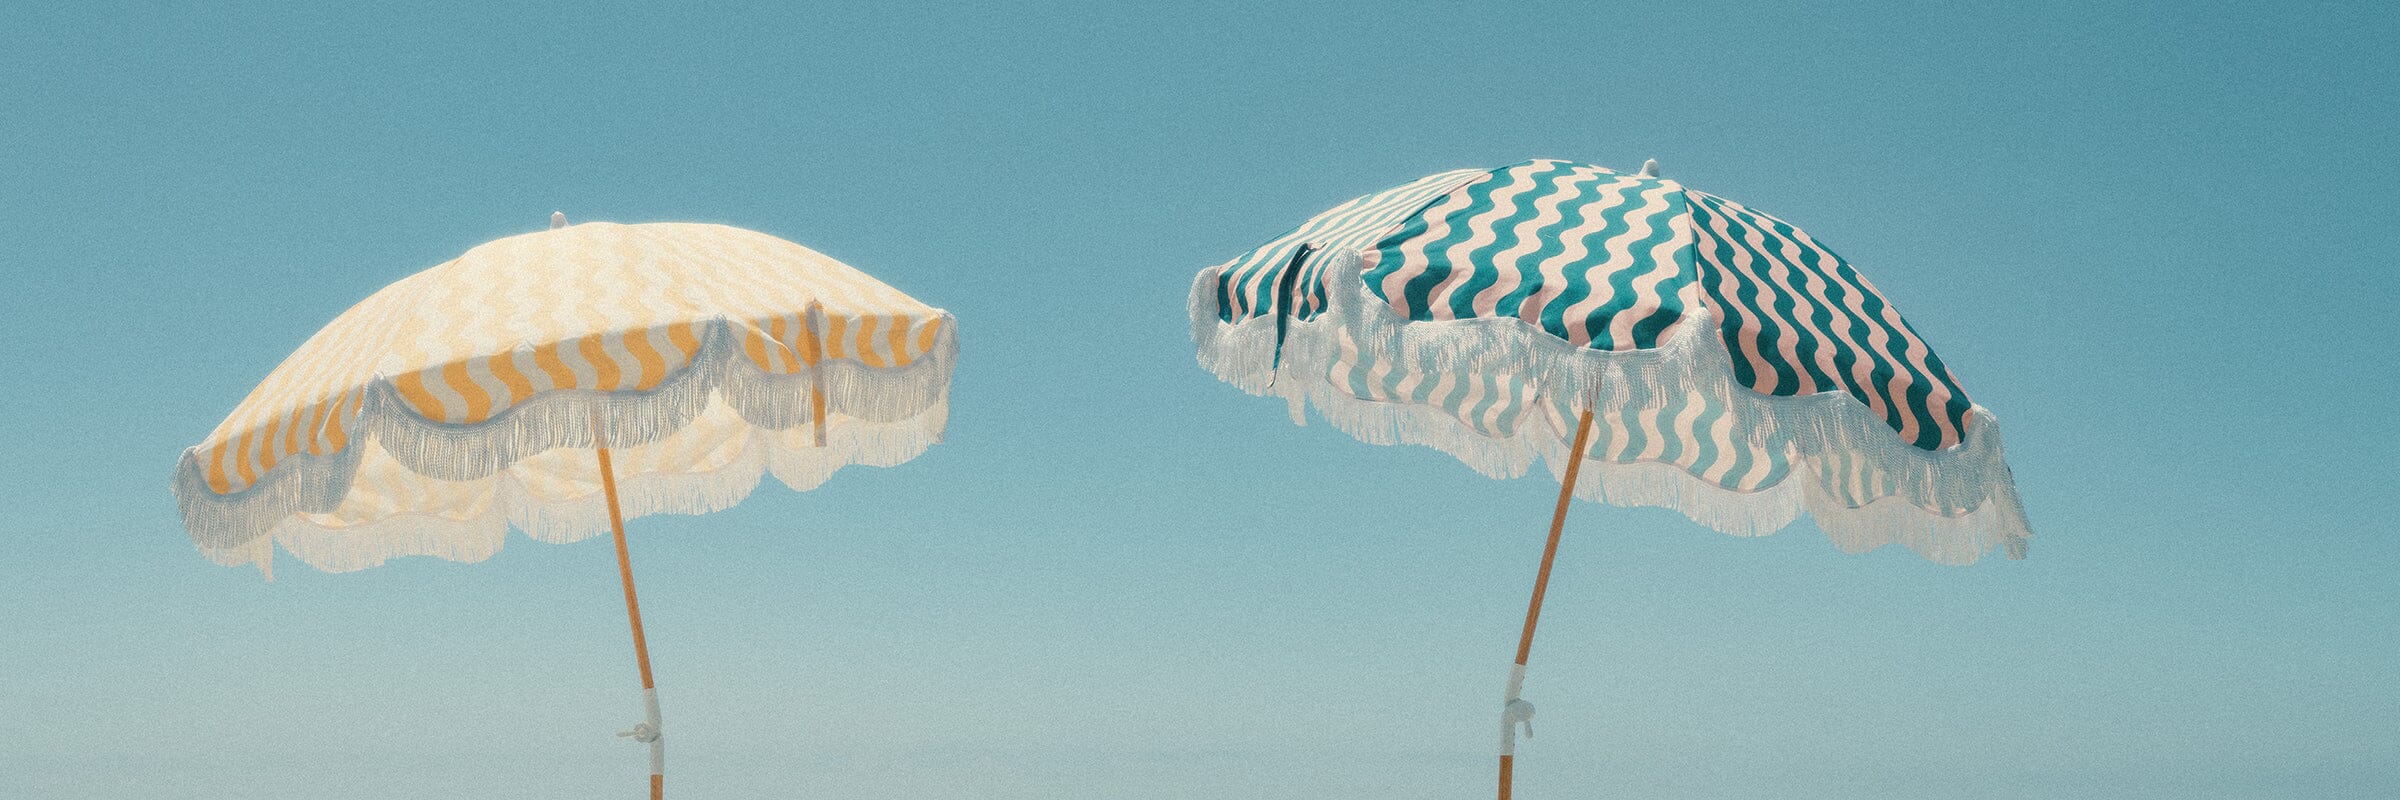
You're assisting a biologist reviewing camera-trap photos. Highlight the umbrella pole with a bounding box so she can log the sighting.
[596,443,666,800]
[1499,407,1595,800]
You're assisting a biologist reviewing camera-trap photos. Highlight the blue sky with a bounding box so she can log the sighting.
[2,2,2394,798]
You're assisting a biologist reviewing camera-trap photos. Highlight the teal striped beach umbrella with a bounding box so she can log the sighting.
[1187,158,2030,799]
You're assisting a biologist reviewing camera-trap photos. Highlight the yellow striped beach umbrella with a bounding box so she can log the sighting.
[171,213,957,799]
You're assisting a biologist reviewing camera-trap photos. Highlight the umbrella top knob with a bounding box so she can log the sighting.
[550,211,568,230]
[1640,159,1660,178]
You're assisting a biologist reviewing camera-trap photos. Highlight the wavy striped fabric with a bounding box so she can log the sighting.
[1684,190,1971,451]
[1364,161,1696,352]
[1328,324,1546,439]
[1214,168,1487,326]
[1534,376,1794,495]
[190,222,946,496]
[1210,159,1971,451]
[175,221,957,574]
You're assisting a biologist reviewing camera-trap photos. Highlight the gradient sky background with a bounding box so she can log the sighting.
[3,3,2394,799]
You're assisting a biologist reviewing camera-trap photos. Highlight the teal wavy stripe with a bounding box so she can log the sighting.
[1709,199,1831,393]
[1687,190,1974,451]
[1743,205,1918,440]
[1613,400,1653,463]
[1446,161,1576,321]
[1508,381,1792,493]
[1550,174,1639,347]
[1291,172,1473,318]
[1624,188,1697,348]
[1213,169,1482,325]
[1690,199,1795,392]
[1488,169,1599,323]
[1349,160,1701,358]
[1652,388,1691,468]
[1682,389,1731,487]
[1391,166,1521,321]
[1280,186,1426,317]
[1529,174,1628,344]
[1588,182,1689,350]
[1737,198,1962,450]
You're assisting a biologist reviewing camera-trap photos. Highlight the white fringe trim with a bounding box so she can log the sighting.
[173,316,958,577]
[1190,254,2030,566]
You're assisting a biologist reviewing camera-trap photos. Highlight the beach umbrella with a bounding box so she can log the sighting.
[1187,159,2030,798]
[172,214,957,799]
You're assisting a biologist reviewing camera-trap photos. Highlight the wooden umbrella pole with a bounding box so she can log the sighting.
[595,440,665,800]
[1499,407,1595,800]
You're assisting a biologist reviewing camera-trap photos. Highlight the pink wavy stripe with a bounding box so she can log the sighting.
[1770,209,1966,447]
[1425,163,1547,321]
[1691,197,1785,396]
[1379,179,1486,319]
[1470,166,1585,320]
[1516,174,1627,330]
[1605,182,1685,349]
[1555,176,1648,348]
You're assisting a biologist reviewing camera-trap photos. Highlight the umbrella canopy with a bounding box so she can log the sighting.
[1187,158,2029,799]
[1191,158,2028,563]
[171,216,957,799]
[175,218,957,575]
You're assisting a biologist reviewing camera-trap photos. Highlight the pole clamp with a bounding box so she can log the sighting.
[1504,698,1536,741]
[1500,663,1535,755]
[618,721,661,743]
[621,688,666,776]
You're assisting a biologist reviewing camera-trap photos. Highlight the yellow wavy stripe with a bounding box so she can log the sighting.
[314,392,341,456]
[336,389,361,450]
[442,359,495,423]
[205,438,232,494]
[740,322,777,373]
[322,391,350,456]
[823,315,850,360]
[279,404,303,462]
[394,370,449,423]
[667,321,700,364]
[782,312,816,368]
[913,317,941,362]
[884,314,913,367]
[278,404,307,464]
[579,333,622,390]
[232,426,257,488]
[259,414,286,472]
[301,393,329,456]
[625,328,667,390]
[766,315,794,372]
[489,350,536,406]
[855,315,886,368]
[227,288,391,470]
[533,341,578,389]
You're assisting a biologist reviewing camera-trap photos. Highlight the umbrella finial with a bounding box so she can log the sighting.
[1640,159,1660,178]
[550,211,568,230]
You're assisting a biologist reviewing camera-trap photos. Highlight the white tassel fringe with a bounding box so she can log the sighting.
[1190,254,2030,566]
[172,316,958,577]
